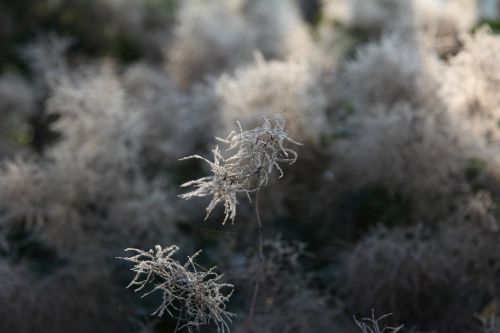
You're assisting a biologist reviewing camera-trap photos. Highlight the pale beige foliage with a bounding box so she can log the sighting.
[216,56,328,143]
[167,0,313,90]
[238,0,313,60]
[441,28,500,147]
[333,102,470,221]
[323,0,477,54]
[343,33,443,110]
[167,0,255,90]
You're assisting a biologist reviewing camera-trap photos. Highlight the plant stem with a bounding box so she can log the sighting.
[255,191,263,261]
[245,191,264,333]
[173,317,181,333]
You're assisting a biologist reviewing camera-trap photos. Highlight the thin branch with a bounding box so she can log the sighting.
[245,191,264,333]
[173,317,181,333]
[255,191,264,261]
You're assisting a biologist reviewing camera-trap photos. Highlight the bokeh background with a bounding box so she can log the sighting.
[1,0,500,332]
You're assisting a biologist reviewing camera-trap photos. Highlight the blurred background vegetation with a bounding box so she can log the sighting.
[1,1,500,332]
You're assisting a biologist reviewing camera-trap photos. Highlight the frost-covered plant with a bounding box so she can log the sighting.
[0,258,129,333]
[47,64,144,170]
[180,114,300,224]
[22,34,72,89]
[123,63,219,165]
[239,0,313,60]
[440,28,500,147]
[0,74,35,119]
[120,245,235,333]
[323,0,477,54]
[332,102,470,222]
[482,316,500,333]
[0,74,35,158]
[354,311,403,333]
[342,33,443,110]
[179,115,301,332]
[0,60,178,254]
[413,0,477,54]
[0,157,47,225]
[232,237,335,333]
[167,0,312,90]
[216,56,328,143]
[342,200,500,332]
[167,0,255,90]
[323,0,412,34]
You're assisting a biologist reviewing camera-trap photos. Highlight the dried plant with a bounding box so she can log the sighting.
[167,0,312,90]
[0,258,130,333]
[239,0,313,60]
[342,33,443,111]
[180,114,300,224]
[481,316,500,333]
[0,74,35,158]
[232,237,335,333]
[120,245,235,333]
[323,0,477,54]
[440,27,500,147]
[123,63,219,165]
[22,34,72,89]
[216,56,328,143]
[166,0,255,90]
[332,101,471,222]
[343,200,500,332]
[354,311,403,333]
[3,1,499,332]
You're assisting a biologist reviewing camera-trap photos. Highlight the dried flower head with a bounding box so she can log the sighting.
[179,114,300,224]
[120,245,234,333]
